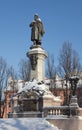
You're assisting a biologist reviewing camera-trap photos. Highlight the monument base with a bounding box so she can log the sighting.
[11,79,62,118]
[70,96,79,107]
[70,96,79,116]
[8,111,43,118]
[27,45,48,81]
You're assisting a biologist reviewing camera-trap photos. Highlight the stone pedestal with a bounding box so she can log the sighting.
[70,96,79,116]
[42,95,62,108]
[70,96,78,107]
[27,46,47,81]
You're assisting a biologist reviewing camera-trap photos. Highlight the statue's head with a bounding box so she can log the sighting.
[34,14,39,21]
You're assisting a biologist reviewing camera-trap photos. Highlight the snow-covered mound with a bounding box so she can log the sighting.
[17,79,52,96]
[0,118,60,130]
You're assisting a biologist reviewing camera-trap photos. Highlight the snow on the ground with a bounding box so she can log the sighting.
[0,118,59,130]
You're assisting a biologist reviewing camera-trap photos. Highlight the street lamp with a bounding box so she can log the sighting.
[69,75,79,96]
[69,75,79,116]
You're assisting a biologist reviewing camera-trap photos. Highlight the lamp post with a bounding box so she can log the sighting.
[69,75,79,116]
[69,75,79,96]
[64,74,69,105]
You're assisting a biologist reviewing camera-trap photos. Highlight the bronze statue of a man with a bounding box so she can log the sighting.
[29,14,45,45]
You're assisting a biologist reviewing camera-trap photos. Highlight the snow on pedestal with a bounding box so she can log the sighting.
[16,79,62,108]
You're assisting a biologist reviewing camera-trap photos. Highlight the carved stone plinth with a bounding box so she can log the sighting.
[27,46,47,81]
[70,96,78,107]
[70,96,79,116]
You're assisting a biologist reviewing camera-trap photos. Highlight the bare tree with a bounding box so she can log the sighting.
[58,41,82,77]
[18,58,30,81]
[46,53,56,92]
[58,42,72,78]
[6,66,17,81]
[5,65,18,90]
[72,50,82,73]
[58,41,82,104]
[46,53,56,79]
[0,57,7,118]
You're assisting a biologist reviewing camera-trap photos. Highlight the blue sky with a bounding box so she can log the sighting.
[0,0,82,72]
